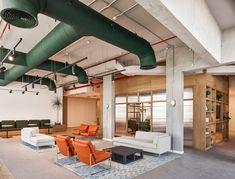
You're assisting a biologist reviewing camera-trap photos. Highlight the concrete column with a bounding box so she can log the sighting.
[102,75,115,140]
[166,48,184,154]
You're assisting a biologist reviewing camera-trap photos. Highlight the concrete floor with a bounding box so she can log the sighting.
[0,135,235,179]
[136,135,235,179]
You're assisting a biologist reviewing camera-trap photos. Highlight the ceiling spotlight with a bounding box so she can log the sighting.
[112,16,117,21]
[32,83,35,89]
[22,91,25,94]
[9,90,12,93]
[36,92,39,95]
[25,86,28,91]
[8,50,16,61]
[72,65,76,75]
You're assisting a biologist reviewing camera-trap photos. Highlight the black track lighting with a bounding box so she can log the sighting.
[36,92,39,95]
[22,91,25,94]
[9,90,12,93]
[32,83,35,89]
[25,86,28,91]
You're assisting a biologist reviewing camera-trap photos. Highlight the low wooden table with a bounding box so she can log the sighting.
[108,146,143,164]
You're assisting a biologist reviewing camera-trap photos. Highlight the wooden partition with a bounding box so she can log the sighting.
[112,73,229,150]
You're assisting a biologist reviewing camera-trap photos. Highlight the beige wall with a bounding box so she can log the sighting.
[67,97,97,127]
[229,77,235,133]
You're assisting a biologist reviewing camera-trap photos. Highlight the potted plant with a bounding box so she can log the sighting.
[216,91,223,100]
[206,90,211,98]
[52,96,62,125]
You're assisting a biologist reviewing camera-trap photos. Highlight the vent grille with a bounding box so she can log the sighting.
[1,9,37,28]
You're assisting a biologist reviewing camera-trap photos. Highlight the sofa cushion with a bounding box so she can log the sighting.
[113,136,156,149]
[40,119,51,128]
[79,124,89,133]
[1,120,15,128]
[30,134,54,143]
[153,133,169,144]
[28,120,40,127]
[15,120,28,129]
[135,131,159,141]
[31,128,38,137]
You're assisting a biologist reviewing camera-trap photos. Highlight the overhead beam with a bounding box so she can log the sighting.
[136,0,222,65]
[207,65,235,75]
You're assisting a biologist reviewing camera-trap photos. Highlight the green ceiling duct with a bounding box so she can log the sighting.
[1,47,88,84]
[16,75,56,91]
[0,0,156,87]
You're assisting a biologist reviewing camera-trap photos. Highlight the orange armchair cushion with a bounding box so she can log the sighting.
[74,139,95,153]
[79,124,89,133]
[94,150,111,163]
[55,135,74,157]
[73,139,111,166]
[72,128,80,135]
[80,125,99,137]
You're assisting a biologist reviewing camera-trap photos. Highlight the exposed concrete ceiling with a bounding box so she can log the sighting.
[206,0,235,30]
[0,0,184,87]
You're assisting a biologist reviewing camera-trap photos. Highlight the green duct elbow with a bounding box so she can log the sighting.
[74,66,88,84]
[1,0,156,70]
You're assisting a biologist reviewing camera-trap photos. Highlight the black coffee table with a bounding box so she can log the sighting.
[108,146,143,164]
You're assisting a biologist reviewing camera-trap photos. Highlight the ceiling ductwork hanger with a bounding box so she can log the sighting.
[21,57,88,92]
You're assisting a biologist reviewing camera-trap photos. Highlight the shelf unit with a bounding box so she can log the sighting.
[204,86,229,150]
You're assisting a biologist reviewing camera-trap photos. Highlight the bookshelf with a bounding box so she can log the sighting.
[204,86,229,150]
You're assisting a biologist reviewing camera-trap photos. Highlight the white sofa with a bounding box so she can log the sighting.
[21,127,55,149]
[113,131,171,155]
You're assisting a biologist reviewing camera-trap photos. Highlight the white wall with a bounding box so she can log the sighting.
[229,77,235,133]
[67,97,97,127]
[0,82,63,124]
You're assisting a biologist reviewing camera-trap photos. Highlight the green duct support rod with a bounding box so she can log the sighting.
[0,0,156,88]
[0,47,88,84]
[16,75,56,91]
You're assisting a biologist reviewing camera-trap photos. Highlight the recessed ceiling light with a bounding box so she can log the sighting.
[112,16,117,21]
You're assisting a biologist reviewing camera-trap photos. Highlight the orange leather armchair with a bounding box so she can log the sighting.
[80,125,99,137]
[55,135,75,159]
[72,124,89,135]
[73,139,111,174]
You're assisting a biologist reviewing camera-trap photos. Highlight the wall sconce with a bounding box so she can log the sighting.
[170,99,176,107]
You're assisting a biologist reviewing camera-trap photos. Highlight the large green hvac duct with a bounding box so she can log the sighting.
[16,75,56,91]
[1,47,88,83]
[0,0,156,86]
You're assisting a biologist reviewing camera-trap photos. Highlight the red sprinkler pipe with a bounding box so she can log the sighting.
[65,36,177,91]
[84,36,177,70]
[65,76,133,91]
[0,23,9,40]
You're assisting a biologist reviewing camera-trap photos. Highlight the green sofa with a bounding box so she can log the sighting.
[0,119,52,132]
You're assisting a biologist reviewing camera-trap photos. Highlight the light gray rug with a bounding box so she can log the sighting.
[55,152,180,179]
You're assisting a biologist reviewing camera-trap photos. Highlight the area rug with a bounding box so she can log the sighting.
[55,152,180,179]
[0,160,15,179]
[22,142,56,153]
